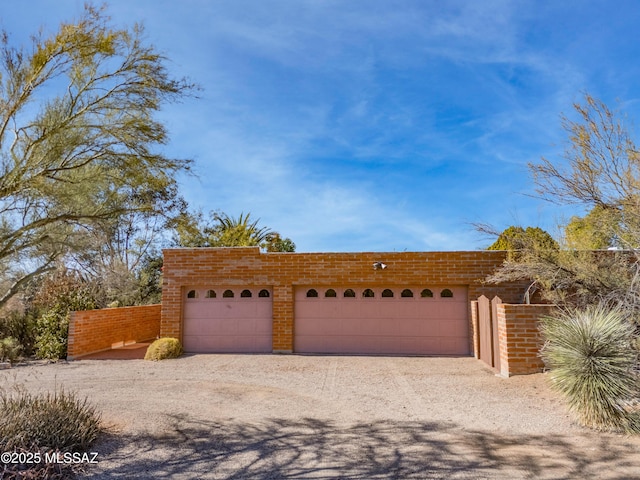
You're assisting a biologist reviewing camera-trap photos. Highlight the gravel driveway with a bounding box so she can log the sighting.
[3,355,640,479]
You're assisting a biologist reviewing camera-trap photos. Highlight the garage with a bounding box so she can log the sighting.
[294,286,469,355]
[182,286,272,353]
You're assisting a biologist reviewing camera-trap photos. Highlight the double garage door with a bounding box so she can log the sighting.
[294,286,469,355]
[182,285,469,355]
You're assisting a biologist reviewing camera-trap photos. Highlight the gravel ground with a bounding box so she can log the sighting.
[2,354,640,479]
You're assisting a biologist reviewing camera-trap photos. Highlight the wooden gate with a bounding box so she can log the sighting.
[477,295,502,372]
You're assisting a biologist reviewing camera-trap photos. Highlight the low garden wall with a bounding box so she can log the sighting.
[67,304,161,360]
[496,303,556,377]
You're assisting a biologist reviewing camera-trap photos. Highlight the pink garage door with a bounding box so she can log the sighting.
[294,286,469,355]
[182,287,272,353]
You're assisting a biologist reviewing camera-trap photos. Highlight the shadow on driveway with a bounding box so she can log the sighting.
[87,417,639,479]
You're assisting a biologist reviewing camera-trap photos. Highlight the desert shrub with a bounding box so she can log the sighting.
[34,310,70,360]
[144,337,183,361]
[0,386,101,452]
[0,310,39,356]
[540,303,640,432]
[0,337,22,364]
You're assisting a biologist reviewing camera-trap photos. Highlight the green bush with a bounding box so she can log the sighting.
[144,337,183,361]
[0,386,101,452]
[35,310,70,360]
[540,303,640,432]
[31,271,98,360]
[0,337,22,364]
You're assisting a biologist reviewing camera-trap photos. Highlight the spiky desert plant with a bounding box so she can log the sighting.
[0,386,101,452]
[144,337,183,361]
[540,303,640,432]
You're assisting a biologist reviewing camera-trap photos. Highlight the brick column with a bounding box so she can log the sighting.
[272,284,294,353]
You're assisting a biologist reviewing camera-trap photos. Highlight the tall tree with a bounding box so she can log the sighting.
[531,94,640,248]
[488,94,640,310]
[0,5,195,307]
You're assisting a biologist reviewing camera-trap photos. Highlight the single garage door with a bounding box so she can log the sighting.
[183,286,272,353]
[294,286,469,355]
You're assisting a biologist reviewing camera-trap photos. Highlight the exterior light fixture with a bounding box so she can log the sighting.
[373,262,387,270]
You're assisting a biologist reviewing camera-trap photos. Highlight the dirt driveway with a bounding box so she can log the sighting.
[3,354,640,479]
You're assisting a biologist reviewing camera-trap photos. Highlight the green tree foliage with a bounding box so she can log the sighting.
[564,206,620,250]
[173,211,296,252]
[0,4,195,308]
[488,226,558,252]
[262,233,296,253]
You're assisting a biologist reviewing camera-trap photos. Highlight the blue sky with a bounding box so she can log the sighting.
[3,1,640,252]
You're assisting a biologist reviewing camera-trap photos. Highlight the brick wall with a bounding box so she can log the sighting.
[68,304,161,359]
[496,303,556,376]
[162,247,529,353]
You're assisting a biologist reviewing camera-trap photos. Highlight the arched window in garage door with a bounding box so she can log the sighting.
[441,288,454,298]
[294,285,470,356]
[259,289,270,297]
[306,289,319,297]
[223,289,234,298]
[187,290,198,299]
[325,289,337,297]
[363,288,375,298]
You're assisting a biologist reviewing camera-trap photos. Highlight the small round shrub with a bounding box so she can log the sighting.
[0,337,22,364]
[0,386,102,452]
[540,303,640,432]
[144,337,183,361]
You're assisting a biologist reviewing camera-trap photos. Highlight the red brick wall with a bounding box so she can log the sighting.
[68,304,161,359]
[496,303,556,376]
[162,247,528,353]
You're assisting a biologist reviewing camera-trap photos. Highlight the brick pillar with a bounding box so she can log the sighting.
[160,283,183,340]
[272,284,294,353]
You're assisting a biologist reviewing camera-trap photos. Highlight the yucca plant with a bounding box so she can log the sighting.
[540,303,640,432]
